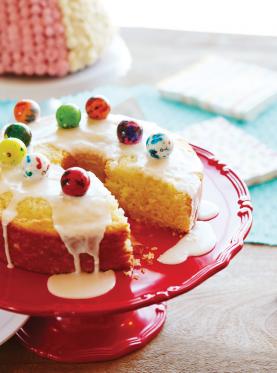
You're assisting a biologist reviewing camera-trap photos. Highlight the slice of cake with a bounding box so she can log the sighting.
[0,164,132,274]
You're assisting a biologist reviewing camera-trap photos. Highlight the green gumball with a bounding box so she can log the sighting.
[4,122,32,147]
[56,104,81,129]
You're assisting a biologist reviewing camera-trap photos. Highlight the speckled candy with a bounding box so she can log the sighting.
[86,97,111,120]
[56,104,81,129]
[61,167,90,197]
[0,138,27,166]
[14,100,40,124]
[4,122,32,147]
[146,133,173,159]
[117,120,143,145]
[23,153,50,180]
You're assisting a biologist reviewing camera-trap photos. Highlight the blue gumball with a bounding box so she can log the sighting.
[146,133,173,159]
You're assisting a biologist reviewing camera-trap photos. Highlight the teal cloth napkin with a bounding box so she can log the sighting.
[0,85,276,245]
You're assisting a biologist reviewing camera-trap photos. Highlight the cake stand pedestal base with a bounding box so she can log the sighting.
[16,303,166,362]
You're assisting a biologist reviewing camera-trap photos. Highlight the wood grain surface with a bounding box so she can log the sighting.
[0,245,276,373]
[1,28,277,373]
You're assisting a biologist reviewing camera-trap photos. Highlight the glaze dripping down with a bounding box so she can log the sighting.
[0,165,114,278]
[157,221,217,265]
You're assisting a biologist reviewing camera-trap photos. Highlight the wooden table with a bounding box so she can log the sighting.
[1,28,276,373]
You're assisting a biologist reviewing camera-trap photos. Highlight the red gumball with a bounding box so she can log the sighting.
[14,99,40,124]
[61,167,90,197]
[85,97,111,120]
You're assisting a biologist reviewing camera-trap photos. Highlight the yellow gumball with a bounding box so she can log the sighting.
[0,138,27,166]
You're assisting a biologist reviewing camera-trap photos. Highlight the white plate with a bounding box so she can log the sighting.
[0,35,131,101]
[0,310,29,346]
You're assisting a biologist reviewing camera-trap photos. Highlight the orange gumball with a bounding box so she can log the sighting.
[85,97,111,120]
[14,99,40,124]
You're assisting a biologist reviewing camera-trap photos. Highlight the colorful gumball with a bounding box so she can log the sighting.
[146,133,173,159]
[61,167,90,197]
[86,97,111,120]
[0,138,27,166]
[23,153,50,180]
[56,104,81,129]
[4,122,32,147]
[117,120,143,145]
[14,99,40,124]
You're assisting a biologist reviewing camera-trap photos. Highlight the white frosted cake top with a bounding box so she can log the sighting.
[30,113,203,198]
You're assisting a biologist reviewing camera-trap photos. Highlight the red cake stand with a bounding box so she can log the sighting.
[0,146,252,362]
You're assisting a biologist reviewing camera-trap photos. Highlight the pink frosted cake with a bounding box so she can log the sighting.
[0,0,114,77]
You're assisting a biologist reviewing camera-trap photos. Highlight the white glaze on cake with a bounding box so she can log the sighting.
[50,174,112,274]
[30,114,203,200]
[198,200,219,221]
[157,221,217,265]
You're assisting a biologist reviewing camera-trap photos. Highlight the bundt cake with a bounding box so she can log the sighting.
[0,98,203,276]
[0,0,114,77]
